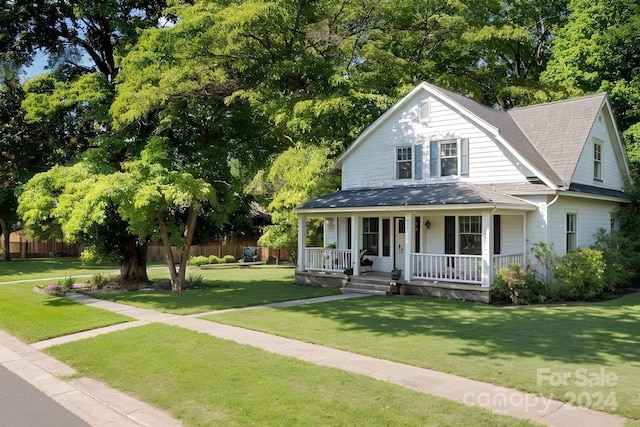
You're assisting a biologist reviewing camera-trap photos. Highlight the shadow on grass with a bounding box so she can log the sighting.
[289,292,640,365]
[92,279,339,313]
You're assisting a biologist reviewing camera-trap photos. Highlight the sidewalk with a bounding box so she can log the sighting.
[0,328,181,426]
[2,293,629,427]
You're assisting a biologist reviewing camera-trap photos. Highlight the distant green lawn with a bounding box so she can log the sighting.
[47,323,535,427]
[0,282,132,343]
[207,292,640,420]
[0,257,121,283]
[95,266,340,315]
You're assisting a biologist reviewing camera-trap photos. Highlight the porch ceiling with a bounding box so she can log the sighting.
[297,183,536,213]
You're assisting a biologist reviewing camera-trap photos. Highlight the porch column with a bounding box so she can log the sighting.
[297,214,307,272]
[404,212,414,281]
[522,213,528,265]
[351,215,361,275]
[481,211,492,287]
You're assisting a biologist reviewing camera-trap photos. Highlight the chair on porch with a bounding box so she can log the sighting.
[359,249,373,272]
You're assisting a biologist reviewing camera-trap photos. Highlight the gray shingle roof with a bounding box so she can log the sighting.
[299,183,534,210]
[424,83,564,186]
[508,94,606,186]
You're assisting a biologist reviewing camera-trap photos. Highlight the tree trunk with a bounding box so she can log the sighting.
[0,218,11,261]
[158,207,199,292]
[118,235,149,287]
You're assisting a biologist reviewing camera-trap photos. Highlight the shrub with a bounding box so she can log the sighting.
[79,247,104,265]
[187,256,211,267]
[207,255,222,264]
[553,248,605,300]
[57,276,75,290]
[185,274,207,290]
[223,255,236,263]
[88,273,110,289]
[591,228,639,291]
[493,264,546,304]
[43,283,66,296]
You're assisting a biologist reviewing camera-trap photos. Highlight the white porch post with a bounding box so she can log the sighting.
[404,212,414,281]
[481,211,492,287]
[351,215,361,276]
[522,213,528,265]
[297,214,307,272]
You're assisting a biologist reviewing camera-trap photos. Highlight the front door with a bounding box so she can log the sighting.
[394,217,405,270]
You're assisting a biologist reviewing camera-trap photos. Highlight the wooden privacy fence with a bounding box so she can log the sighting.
[5,231,289,263]
[8,233,80,259]
[147,236,290,264]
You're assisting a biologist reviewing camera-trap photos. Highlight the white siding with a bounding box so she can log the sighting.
[547,196,618,255]
[500,215,524,255]
[341,92,530,190]
[571,112,626,191]
[323,218,337,247]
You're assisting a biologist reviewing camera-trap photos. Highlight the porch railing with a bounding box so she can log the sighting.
[492,253,524,274]
[305,248,353,272]
[411,253,482,284]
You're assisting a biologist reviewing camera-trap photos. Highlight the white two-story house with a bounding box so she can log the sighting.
[295,82,631,302]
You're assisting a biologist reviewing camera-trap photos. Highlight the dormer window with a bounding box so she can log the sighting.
[419,100,431,123]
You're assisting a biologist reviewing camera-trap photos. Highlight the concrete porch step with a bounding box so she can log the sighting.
[342,281,391,296]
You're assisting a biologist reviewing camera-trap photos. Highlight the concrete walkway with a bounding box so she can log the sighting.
[2,293,629,427]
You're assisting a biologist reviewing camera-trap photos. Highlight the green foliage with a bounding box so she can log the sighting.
[591,228,639,291]
[57,276,75,290]
[542,0,640,131]
[187,255,223,266]
[530,242,561,284]
[223,255,235,263]
[257,145,339,262]
[88,273,111,290]
[184,274,207,290]
[493,264,547,305]
[42,283,66,297]
[553,248,606,300]
[80,247,105,265]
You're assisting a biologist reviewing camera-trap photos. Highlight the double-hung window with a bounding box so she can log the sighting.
[396,145,423,180]
[459,216,482,255]
[430,139,469,178]
[566,213,577,252]
[396,147,412,179]
[363,217,379,256]
[593,139,603,181]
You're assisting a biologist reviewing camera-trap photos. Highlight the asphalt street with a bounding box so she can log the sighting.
[0,365,89,427]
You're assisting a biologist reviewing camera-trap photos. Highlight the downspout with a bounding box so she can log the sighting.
[545,192,561,244]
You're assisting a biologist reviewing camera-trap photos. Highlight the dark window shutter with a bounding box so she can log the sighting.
[414,144,423,180]
[445,216,455,254]
[494,215,501,254]
[460,138,469,177]
[430,141,438,177]
[415,217,420,253]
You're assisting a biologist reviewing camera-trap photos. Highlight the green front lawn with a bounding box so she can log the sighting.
[207,293,640,420]
[0,257,121,283]
[96,266,340,314]
[0,282,132,342]
[47,323,535,427]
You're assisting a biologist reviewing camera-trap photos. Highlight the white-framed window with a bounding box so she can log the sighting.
[395,145,423,181]
[593,138,603,181]
[610,216,616,233]
[363,217,379,256]
[429,138,469,178]
[460,216,482,255]
[419,100,430,123]
[566,213,577,252]
[396,146,412,179]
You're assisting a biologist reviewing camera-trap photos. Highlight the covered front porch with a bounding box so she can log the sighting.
[300,246,524,286]
[295,184,537,299]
